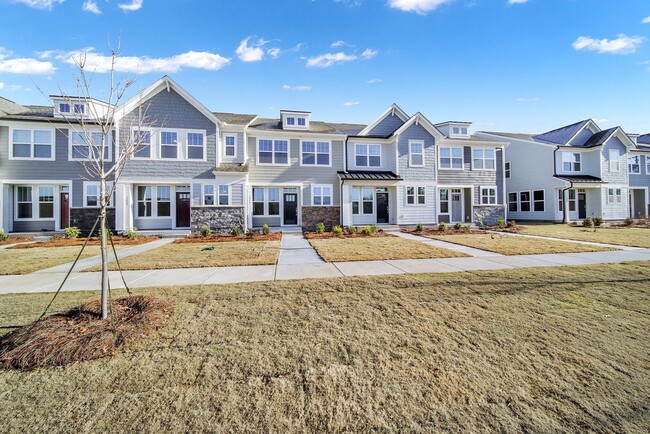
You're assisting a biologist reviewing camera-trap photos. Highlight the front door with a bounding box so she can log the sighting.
[175,192,191,228]
[376,192,389,223]
[283,193,298,225]
[578,193,587,219]
[60,192,70,229]
[451,191,463,222]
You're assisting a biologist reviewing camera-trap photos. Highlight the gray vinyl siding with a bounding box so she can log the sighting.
[247,137,344,206]
[119,88,217,180]
[230,183,244,206]
[13,220,55,232]
[221,130,245,164]
[569,126,596,146]
[397,184,437,224]
[346,141,396,173]
[134,217,173,230]
[437,146,504,204]
[397,123,436,181]
[601,137,628,184]
[629,153,650,188]
[252,216,281,227]
[367,113,404,136]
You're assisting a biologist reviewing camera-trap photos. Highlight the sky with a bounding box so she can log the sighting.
[0,0,648,134]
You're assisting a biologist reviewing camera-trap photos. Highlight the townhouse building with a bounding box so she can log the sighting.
[627,133,650,218]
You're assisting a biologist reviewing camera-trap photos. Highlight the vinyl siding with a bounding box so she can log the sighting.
[437,146,504,204]
[220,131,245,164]
[367,113,404,137]
[397,123,436,181]
[346,141,396,173]
[555,148,600,176]
[629,153,650,188]
[601,137,628,184]
[252,216,281,227]
[396,183,436,224]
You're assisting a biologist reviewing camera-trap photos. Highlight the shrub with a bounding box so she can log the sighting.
[361,226,373,235]
[370,224,378,233]
[638,218,647,226]
[262,224,271,235]
[415,223,424,232]
[438,222,447,231]
[63,226,81,239]
[125,227,138,240]
[347,225,357,235]
[201,225,212,237]
[623,217,633,227]
[496,219,506,229]
[583,217,593,228]
[231,225,242,236]
[332,225,344,236]
[507,220,517,228]
[593,216,603,227]
[316,222,326,234]
[0,231,8,242]
[454,222,462,230]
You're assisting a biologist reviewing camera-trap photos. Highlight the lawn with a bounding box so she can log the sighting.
[426,233,617,255]
[94,239,281,270]
[308,235,467,262]
[520,223,650,248]
[0,262,648,432]
[0,246,113,275]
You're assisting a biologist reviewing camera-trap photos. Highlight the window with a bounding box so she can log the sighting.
[439,189,449,213]
[253,188,264,215]
[505,162,511,178]
[519,191,531,212]
[647,156,650,175]
[406,186,426,205]
[59,103,70,113]
[268,188,280,215]
[568,189,576,212]
[461,127,468,135]
[312,185,332,206]
[134,130,152,158]
[481,187,497,205]
[562,152,581,172]
[16,186,32,219]
[219,185,229,206]
[607,188,622,204]
[297,117,306,126]
[258,139,289,165]
[71,131,109,160]
[157,186,171,217]
[302,141,330,166]
[473,148,496,170]
[355,144,381,167]
[452,127,460,135]
[409,141,424,167]
[73,104,85,114]
[85,183,99,207]
[628,155,640,174]
[187,132,205,160]
[137,186,153,217]
[362,188,373,214]
[224,135,236,157]
[439,147,463,169]
[160,131,178,159]
[286,117,295,126]
[11,129,53,159]
[533,190,545,212]
[508,192,518,212]
[557,190,563,212]
[203,185,215,206]
[352,188,360,214]
[609,149,620,172]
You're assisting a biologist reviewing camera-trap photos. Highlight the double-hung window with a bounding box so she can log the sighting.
[609,149,620,172]
[439,147,463,169]
[533,190,545,212]
[362,188,374,214]
[473,148,495,170]
[355,144,381,167]
[204,185,215,206]
[439,189,449,213]
[12,129,53,159]
[558,190,564,212]
[224,134,236,157]
[480,187,497,205]
[505,162,511,178]
[71,131,109,160]
[268,188,280,215]
[38,187,54,219]
[409,141,424,167]
[607,188,622,204]
[519,191,531,212]
[157,186,171,217]
[218,185,229,205]
[352,188,360,214]
[562,152,581,172]
[406,186,426,205]
[508,192,518,212]
[252,188,265,215]
[258,139,289,165]
[16,186,54,219]
[628,155,640,174]
[74,104,85,114]
[568,190,576,211]
[134,129,152,158]
[59,103,70,113]
[312,185,332,206]
[137,186,153,217]
[85,183,99,207]
[160,131,178,159]
[16,187,32,219]
[297,117,306,126]
[286,117,295,126]
[302,141,330,166]
[187,132,205,160]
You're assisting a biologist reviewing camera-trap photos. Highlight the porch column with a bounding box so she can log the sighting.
[341,184,352,226]
[0,180,4,233]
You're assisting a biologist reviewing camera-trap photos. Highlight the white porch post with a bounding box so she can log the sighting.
[0,180,4,233]
[341,184,352,226]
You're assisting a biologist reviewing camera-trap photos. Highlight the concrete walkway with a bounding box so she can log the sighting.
[391,230,504,257]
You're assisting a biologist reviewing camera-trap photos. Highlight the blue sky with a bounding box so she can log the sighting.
[0,0,649,134]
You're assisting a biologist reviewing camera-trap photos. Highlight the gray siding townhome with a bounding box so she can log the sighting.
[627,133,650,218]
[479,119,638,222]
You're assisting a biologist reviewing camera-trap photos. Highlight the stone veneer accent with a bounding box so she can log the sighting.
[69,208,116,233]
[302,206,340,231]
[473,205,506,227]
[191,207,245,234]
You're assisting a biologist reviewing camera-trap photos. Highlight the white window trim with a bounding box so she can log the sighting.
[519,190,532,212]
[186,131,207,162]
[532,189,545,212]
[223,134,237,158]
[607,187,623,205]
[130,127,155,160]
[628,155,641,175]
[14,185,56,221]
[472,148,496,171]
[9,127,56,161]
[68,130,112,163]
[609,149,621,172]
[155,185,172,217]
[405,185,426,206]
[311,184,333,206]
[561,152,582,173]
[507,192,518,212]
[354,143,382,168]
[202,183,231,207]
[479,186,498,205]
[438,188,451,216]
[646,155,650,175]
[505,161,511,178]
[160,130,180,160]
[83,182,100,208]
[408,140,425,168]
[438,146,464,170]
[300,139,332,167]
[256,138,291,166]
[135,185,155,219]
[252,187,282,216]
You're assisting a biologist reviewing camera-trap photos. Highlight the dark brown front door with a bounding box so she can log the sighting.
[283,193,297,225]
[176,192,191,228]
[60,192,70,229]
[376,192,389,224]
[578,193,587,219]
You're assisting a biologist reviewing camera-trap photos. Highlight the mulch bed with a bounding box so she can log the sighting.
[174,233,282,244]
[403,228,484,236]
[8,236,160,250]
[0,236,34,246]
[0,295,174,370]
[304,231,396,240]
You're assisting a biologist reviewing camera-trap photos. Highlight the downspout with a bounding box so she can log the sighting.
[555,145,572,224]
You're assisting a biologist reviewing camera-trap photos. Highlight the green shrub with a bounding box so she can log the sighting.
[0,231,8,242]
[583,217,593,228]
[438,222,447,231]
[63,226,81,239]
[347,225,357,235]
[262,224,271,235]
[415,223,424,232]
[231,225,242,236]
[316,222,326,234]
[125,227,138,240]
[332,225,344,236]
[201,225,212,237]
[454,222,462,230]
[623,217,633,227]
[496,219,506,229]
[361,226,373,235]
[370,224,378,233]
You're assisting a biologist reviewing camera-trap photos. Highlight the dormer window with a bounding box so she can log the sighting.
[461,127,468,135]
[452,127,460,135]
[298,117,306,126]
[59,103,70,113]
[74,104,85,114]
[286,117,295,126]
[281,110,310,130]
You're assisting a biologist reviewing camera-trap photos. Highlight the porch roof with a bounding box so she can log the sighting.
[337,171,403,181]
[554,175,606,183]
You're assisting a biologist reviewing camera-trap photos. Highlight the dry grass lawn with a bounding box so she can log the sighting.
[426,233,617,255]
[309,236,467,262]
[0,246,117,275]
[521,223,650,248]
[0,262,648,432]
[95,240,281,270]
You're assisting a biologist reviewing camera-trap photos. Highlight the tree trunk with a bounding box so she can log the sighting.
[100,178,109,320]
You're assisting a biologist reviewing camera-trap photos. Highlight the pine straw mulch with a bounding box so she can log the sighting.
[8,236,160,250]
[0,236,34,246]
[303,231,396,240]
[0,295,174,370]
[174,232,282,244]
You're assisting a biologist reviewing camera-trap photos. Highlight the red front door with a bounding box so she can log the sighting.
[176,192,191,228]
[60,192,70,229]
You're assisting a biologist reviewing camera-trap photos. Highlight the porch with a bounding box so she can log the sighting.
[437,187,473,224]
[118,183,192,231]
[629,188,648,218]
[1,181,71,233]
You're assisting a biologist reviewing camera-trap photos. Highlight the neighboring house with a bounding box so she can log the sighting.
[627,133,650,218]
[479,119,638,222]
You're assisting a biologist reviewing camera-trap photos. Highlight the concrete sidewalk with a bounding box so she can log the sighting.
[485,230,644,251]
[391,230,504,257]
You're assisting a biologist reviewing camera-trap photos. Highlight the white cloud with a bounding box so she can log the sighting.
[593,118,611,124]
[118,0,143,12]
[0,82,4,89]
[572,34,644,55]
[11,0,63,9]
[0,47,56,74]
[507,0,528,4]
[282,84,311,91]
[388,0,453,14]
[367,78,382,84]
[56,48,230,74]
[267,48,281,58]
[642,16,650,24]
[235,37,267,62]
[306,52,357,68]
[331,40,352,48]
[515,97,539,103]
[82,0,100,14]
[361,48,378,59]
[343,101,360,106]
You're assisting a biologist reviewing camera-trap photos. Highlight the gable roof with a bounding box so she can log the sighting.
[582,127,618,148]
[214,112,258,125]
[392,112,443,139]
[0,96,28,116]
[357,103,409,136]
[532,119,592,145]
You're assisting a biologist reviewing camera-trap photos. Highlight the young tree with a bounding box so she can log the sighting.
[55,50,152,319]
